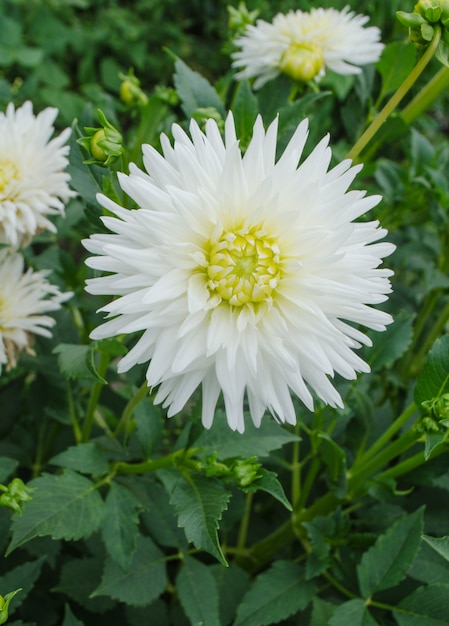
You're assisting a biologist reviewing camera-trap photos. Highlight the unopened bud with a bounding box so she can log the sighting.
[279,41,324,82]
[396,10,427,28]
[228,1,259,34]
[119,72,148,107]
[232,457,262,487]
[415,0,442,22]
[77,110,123,167]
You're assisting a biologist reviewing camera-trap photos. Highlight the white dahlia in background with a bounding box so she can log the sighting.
[84,113,394,432]
[232,6,383,89]
[0,101,75,248]
[0,249,72,373]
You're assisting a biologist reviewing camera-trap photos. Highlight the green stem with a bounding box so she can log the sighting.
[114,381,149,436]
[114,448,200,475]
[81,350,110,442]
[352,403,418,468]
[291,425,301,508]
[378,443,447,481]
[67,381,82,444]
[346,25,441,162]
[237,492,254,551]
[412,299,449,370]
[295,457,321,511]
[401,66,449,125]
[323,571,357,600]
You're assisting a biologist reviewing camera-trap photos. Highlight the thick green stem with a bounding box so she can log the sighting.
[114,381,149,436]
[412,300,449,370]
[295,456,321,511]
[237,492,254,551]
[114,448,200,475]
[291,426,301,508]
[378,443,448,481]
[346,26,441,162]
[352,403,418,468]
[401,66,449,125]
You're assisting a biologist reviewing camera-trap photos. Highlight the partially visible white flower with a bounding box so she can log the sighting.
[0,101,75,248]
[232,6,384,88]
[84,113,394,433]
[0,249,72,373]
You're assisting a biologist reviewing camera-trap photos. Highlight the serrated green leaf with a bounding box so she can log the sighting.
[211,563,250,626]
[7,470,105,554]
[245,469,292,510]
[234,561,316,626]
[194,413,299,460]
[92,535,166,607]
[176,556,221,626]
[310,598,336,626]
[415,336,449,409]
[409,540,449,584]
[173,57,225,118]
[422,535,449,563]
[170,473,230,565]
[233,80,259,146]
[318,434,347,497]
[125,600,169,626]
[50,442,109,476]
[394,583,449,625]
[357,508,424,598]
[61,604,83,626]
[424,431,446,460]
[377,42,416,102]
[0,558,44,615]
[0,457,19,483]
[101,482,142,571]
[53,344,105,383]
[141,481,188,549]
[329,599,378,626]
[54,556,115,614]
[366,311,415,371]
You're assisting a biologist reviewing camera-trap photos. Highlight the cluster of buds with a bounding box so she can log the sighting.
[77,110,123,167]
[228,1,259,36]
[200,453,262,488]
[417,393,449,434]
[0,478,32,516]
[397,1,449,47]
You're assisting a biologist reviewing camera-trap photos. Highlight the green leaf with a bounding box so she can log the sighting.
[211,563,250,626]
[233,80,259,146]
[101,482,142,571]
[318,433,347,497]
[422,535,449,563]
[366,311,415,371]
[92,535,166,607]
[415,335,449,409]
[276,92,331,155]
[329,599,378,626]
[173,57,225,118]
[61,604,83,626]
[0,589,22,626]
[54,556,114,614]
[244,469,292,510]
[377,41,416,102]
[409,540,449,584]
[356,507,424,598]
[193,412,299,460]
[7,470,105,554]
[141,481,188,549]
[170,473,230,565]
[176,556,221,626]
[310,598,336,626]
[0,558,44,615]
[53,344,106,383]
[394,583,449,625]
[67,124,103,207]
[0,457,19,483]
[50,442,109,476]
[234,561,316,626]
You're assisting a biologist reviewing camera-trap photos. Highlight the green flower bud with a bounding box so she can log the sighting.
[396,10,427,28]
[421,22,436,40]
[279,41,324,82]
[228,1,259,35]
[192,107,225,132]
[0,589,22,626]
[77,110,123,167]
[0,597,4,610]
[119,71,148,107]
[415,0,442,22]
[154,85,180,107]
[232,457,262,488]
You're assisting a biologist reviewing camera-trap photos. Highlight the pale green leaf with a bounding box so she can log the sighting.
[53,344,106,383]
[176,556,220,626]
[173,57,225,118]
[415,335,449,409]
[233,80,259,146]
[377,42,416,102]
[394,583,449,625]
[234,561,316,626]
[7,470,105,554]
[170,474,230,565]
[92,535,166,607]
[101,482,142,571]
[329,599,378,626]
[50,442,109,476]
[357,508,424,598]
[422,535,449,563]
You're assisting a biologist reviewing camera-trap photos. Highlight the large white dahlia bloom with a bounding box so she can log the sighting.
[0,249,72,373]
[84,113,394,432]
[0,101,75,247]
[232,7,383,89]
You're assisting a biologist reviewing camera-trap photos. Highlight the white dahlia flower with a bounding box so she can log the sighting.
[232,6,384,89]
[0,249,72,373]
[0,101,75,248]
[84,113,394,432]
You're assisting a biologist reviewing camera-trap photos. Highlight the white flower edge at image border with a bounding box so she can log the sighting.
[84,112,395,433]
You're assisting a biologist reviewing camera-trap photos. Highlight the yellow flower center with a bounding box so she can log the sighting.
[0,160,19,192]
[279,41,324,82]
[206,226,282,307]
